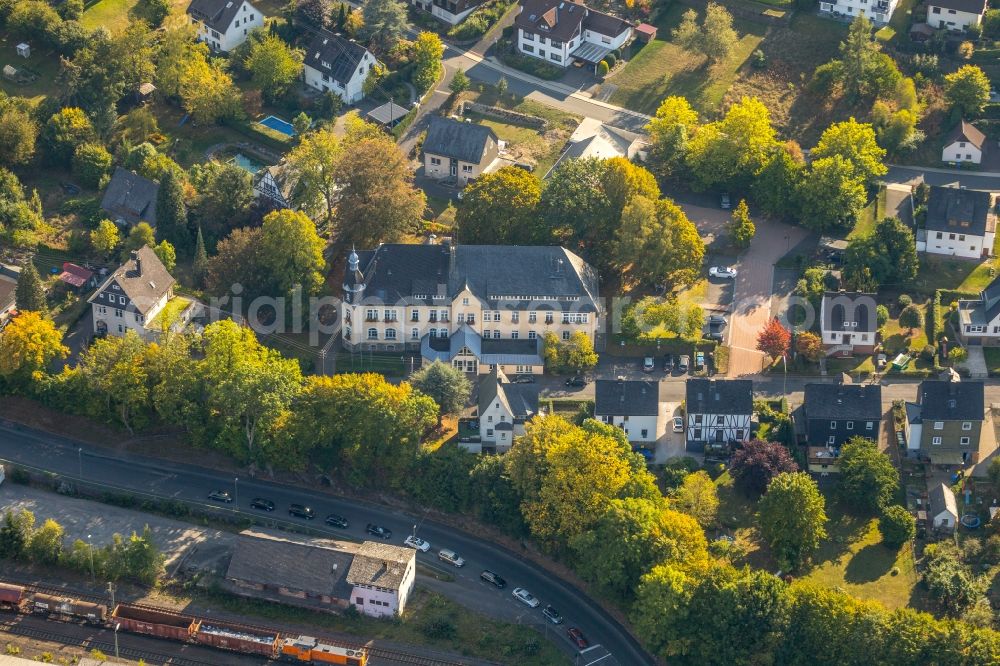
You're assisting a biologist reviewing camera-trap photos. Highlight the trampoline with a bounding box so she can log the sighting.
[960,513,981,529]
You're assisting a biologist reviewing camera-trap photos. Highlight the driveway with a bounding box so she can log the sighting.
[962,345,988,378]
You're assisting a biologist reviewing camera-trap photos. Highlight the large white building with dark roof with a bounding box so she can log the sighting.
[514,0,633,70]
[88,247,176,340]
[186,0,264,52]
[301,28,376,104]
[594,378,666,444]
[919,185,997,260]
[341,240,600,373]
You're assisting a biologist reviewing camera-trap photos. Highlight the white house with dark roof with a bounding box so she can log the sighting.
[547,117,649,177]
[186,0,264,52]
[818,0,899,25]
[594,378,666,444]
[515,0,633,70]
[340,240,601,369]
[958,274,1000,344]
[927,0,988,31]
[684,379,753,452]
[930,482,959,530]
[476,367,540,452]
[919,185,997,260]
[253,161,296,210]
[422,116,500,185]
[302,29,376,104]
[100,167,159,229]
[942,120,986,165]
[410,0,486,25]
[820,291,878,357]
[0,263,20,328]
[345,541,416,618]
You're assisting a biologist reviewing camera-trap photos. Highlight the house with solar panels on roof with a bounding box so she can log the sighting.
[341,239,600,374]
[301,28,377,104]
[186,0,264,52]
[514,0,633,72]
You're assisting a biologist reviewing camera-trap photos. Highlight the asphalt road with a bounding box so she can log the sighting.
[0,422,652,666]
[886,165,1000,191]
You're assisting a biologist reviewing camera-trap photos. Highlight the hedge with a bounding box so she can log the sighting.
[929,290,944,343]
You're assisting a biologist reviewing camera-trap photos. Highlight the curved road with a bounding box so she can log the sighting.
[0,422,653,666]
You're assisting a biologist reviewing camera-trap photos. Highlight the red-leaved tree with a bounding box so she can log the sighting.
[730,439,799,497]
[757,318,791,360]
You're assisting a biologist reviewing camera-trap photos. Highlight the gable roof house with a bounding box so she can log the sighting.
[476,367,540,453]
[595,378,666,444]
[186,0,264,52]
[100,167,159,229]
[422,117,500,185]
[409,0,487,25]
[819,0,899,26]
[345,541,416,618]
[820,291,878,357]
[803,380,883,473]
[684,379,753,453]
[547,117,649,177]
[930,482,959,531]
[302,29,377,104]
[904,377,987,466]
[253,161,297,210]
[927,0,988,31]
[919,185,997,260]
[942,120,986,165]
[515,0,633,71]
[0,263,20,328]
[957,273,1000,345]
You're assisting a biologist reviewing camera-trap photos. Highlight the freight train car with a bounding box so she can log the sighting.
[194,620,280,657]
[31,593,106,625]
[111,604,198,642]
[0,583,24,610]
[281,635,368,665]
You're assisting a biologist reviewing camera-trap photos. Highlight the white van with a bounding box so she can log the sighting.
[438,549,465,568]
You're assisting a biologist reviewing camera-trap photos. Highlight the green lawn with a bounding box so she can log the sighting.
[81,0,189,31]
[0,37,63,104]
[985,348,1000,376]
[608,4,765,115]
[911,256,998,297]
[848,188,886,240]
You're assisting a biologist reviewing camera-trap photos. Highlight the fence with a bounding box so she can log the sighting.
[459,101,547,129]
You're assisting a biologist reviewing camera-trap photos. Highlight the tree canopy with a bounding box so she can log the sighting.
[837,436,899,515]
[730,439,799,497]
[758,472,828,570]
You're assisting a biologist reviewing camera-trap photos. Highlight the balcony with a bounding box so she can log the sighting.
[384,315,398,323]
[365,315,379,322]
[429,315,438,323]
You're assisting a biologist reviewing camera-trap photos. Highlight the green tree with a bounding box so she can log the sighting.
[155,167,189,254]
[190,160,254,243]
[286,127,341,223]
[79,331,150,432]
[123,222,156,256]
[923,545,983,615]
[449,68,470,94]
[143,0,171,25]
[795,331,824,363]
[154,240,176,272]
[563,331,599,373]
[672,9,700,50]
[0,509,35,560]
[361,0,410,51]
[614,195,705,288]
[90,219,120,258]
[258,209,326,300]
[797,155,867,231]
[0,311,67,381]
[244,35,304,101]
[413,31,444,92]
[811,118,887,186]
[192,227,209,287]
[646,96,698,180]
[944,64,991,117]
[292,112,312,137]
[758,471,828,570]
[672,470,719,528]
[410,360,472,427]
[42,107,95,165]
[155,24,206,99]
[702,3,738,62]
[0,98,37,165]
[72,143,113,188]
[455,167,542,245]
[729,199,755,248]
[879,505,916,549]
[838,437,899,515]
[179,53,243,124]
[687,96,779,191]
[839,16,882,101]
[14,261,46,313]
[752,144,804,220]
[26,518,64,565]
[899,304,923,335]
[843,217,918,290]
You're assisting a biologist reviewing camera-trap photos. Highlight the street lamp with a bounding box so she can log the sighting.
[234,477,239,513]
[77,447,82,480]
[86,534,95,583]
[113,622,120,659]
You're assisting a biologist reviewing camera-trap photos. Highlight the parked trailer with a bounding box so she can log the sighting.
[112,604,198,642]
[0,583,24,609]
[194,620,280,657]
[281,635,368,665]
[31,593,107,624]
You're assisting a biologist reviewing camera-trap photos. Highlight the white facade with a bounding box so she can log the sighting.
[685,412,751,447]
[348,550,415,618]
[410,0,480,25]
[480,401,517,449]
[190,0,263,52]
[596,412,662,443]
[925,227,995,259]
[517,25,630,68]
[302,50,375,104]
[942,139,983,165]
[818,0,899,25]
[91,283,171,340]
[928,4,984,30]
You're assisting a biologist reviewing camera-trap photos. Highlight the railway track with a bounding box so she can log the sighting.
[0,577,490,666]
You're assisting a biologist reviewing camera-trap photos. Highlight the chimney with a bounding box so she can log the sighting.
[131,250,141,276]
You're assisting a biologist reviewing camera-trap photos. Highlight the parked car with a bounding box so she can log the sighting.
[672,416,684,433]
[709,266,737,279]
[512,587,540,608]
[695,351,705,371]
[720,192,731,209]
[208,490,232,503]
[404,535,431,552]
[565,375,587,387]
[480,570,506,588]
[325,513,349,528]
[677,355,690,373]
[510,374,535,384]
[567,627,589,649]
[704,326,724,342]
[438,549,465,567]
[663,355,673,372]
[642,356,655,372]
[288,504,315,519]
[366,523,392,539]
[634,447,654,462]
[542,605,564,624]
[250,497,274,511]
[708,314,727,325]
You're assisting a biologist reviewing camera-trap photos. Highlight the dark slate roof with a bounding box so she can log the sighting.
[582,8,631,36]
[822,291,878,334]
[226,530,355,599]
[479,368,539,421]
[346,541,414,591]
[100,167,159,228]
[918,379,985,421]
[594,379,660,416]
[929,0,987,14]
[88,246,175,316]
[685,379,753,415]
[367,101,409,126]
[515,0,585,42]
[0,264,18,312]
[303,29,370,86]
[423,116,497,165]
[929,482,958,518]
[944,119,986,150]
[186,0,248,31]
[804,383,882,420]
[925,185,996,236]
[422,325,544,365]
[978,274,1000,323]
[350,243,600,311]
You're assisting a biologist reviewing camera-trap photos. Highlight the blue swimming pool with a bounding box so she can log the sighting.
[231,152,265,174]
[258,115,296,137]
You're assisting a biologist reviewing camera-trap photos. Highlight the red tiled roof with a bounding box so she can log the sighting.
[58,262,93,288]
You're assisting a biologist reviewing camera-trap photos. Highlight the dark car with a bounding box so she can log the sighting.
[542,605,563,624]
[250,497,275,511]
[708,314,728,326]
[325,513,349,529]
[366,523,392,539]
[480,570,506,589]
[663,355,673,372]
[567,627,589,649]
[510,374,536,384]
[704,328,724,342]
[288,504,315,519]
[208,490,232,503]
[720,192,731,209]
[565,375,587,387]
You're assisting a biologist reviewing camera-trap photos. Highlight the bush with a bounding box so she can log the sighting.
[751,49,766,69]
[605,53,617,68]
[921,345,936,362]
[880,505,916,549]
[898,294,912,308]
[72,143,112,188]
[598,60,610,76]
[498,46,564,80]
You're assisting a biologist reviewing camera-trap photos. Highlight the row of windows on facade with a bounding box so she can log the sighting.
[96,305,143,324]
[965,325,1000,333]
[520,44,563,62]
[827,420,876,431]
[931,436,973,445]
[345,327,573,341]
[428,157,474,172]
[691,428,747,440]
[359,309,587,324]
[356,596,391,606]
[99,292,129,306]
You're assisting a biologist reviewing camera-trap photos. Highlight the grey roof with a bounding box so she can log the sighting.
[226,530,355,599]
[346,541,414,591]
[186,0,251,31]
[479,368,539,421]
[349,243,600,312]
[929,0,987,14]
[685,379,753,415]
[367,101,409,127]
[100,167,159,228]
[594,380,660,417]
[918,379,984,421]
[515,0,586,42]
[423,116,497,165]
[944,119,986,150]
[570,42,611,64]
[0,264,19,312]
[88,246,175,316]
[930,482,958,518]
[422,325,544,366]
[822,291,878,334]
[958,273,1000,326]
[804,383,882,420]
[925,185,996,236]
[303,29,370,87]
